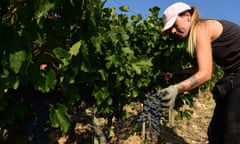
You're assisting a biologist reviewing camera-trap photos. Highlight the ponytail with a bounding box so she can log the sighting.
[187,7,201,57]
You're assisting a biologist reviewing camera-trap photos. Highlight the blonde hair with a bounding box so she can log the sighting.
[187,7,201,56]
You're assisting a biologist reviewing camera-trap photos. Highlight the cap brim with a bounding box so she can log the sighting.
[161,16,177,34]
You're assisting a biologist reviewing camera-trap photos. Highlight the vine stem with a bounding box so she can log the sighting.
[168,108,175,127]
[93,108,106,144]
[141,103,146,143]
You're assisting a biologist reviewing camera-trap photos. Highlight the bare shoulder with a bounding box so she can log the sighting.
[198,19,223,41]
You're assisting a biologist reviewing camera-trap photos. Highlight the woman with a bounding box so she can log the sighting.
[160,2,240,144]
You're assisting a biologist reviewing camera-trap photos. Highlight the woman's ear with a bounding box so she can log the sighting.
[179,11,191,21]
[185,12,192,22]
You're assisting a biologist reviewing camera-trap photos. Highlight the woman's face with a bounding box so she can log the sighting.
[170,12,192,38]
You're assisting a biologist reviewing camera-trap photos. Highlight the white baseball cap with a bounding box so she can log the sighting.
[162,2,191,33]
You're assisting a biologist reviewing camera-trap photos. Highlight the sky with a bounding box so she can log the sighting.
[104,0,240,24]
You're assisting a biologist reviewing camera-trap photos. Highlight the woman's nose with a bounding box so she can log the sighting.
[171,27,176,34]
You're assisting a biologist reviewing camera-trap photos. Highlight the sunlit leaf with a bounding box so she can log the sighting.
[119,6,129,12]
[70,41,81,56]
[121,47,133,55]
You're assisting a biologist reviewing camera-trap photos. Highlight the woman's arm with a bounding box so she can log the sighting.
[175,21,215,93]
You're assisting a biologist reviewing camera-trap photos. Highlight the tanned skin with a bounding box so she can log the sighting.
[168,12,223,94]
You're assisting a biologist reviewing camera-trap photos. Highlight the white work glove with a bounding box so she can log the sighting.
[160,85,178,111]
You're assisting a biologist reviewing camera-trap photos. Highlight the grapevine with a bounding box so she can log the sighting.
[0,0,201,142]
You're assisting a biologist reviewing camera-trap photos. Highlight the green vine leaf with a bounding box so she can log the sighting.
[46,70,57,90]
[9,51,26,73]
[34,0,55,23]
[49,103,70,134]
[53,47,71,59]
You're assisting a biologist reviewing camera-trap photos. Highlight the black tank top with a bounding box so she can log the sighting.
[212,20,240,74]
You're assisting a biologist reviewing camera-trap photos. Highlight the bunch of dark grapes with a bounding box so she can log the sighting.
[24,90,63,143]
[138,89,165,136]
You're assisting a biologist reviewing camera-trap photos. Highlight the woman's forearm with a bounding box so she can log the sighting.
[174,72,206,93]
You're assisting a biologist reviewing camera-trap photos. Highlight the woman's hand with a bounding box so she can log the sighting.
[160,85,178,111]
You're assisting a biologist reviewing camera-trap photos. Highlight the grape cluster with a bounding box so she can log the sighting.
[24,90,63,143]
[138,90,165,136]
[24,105,50,144]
